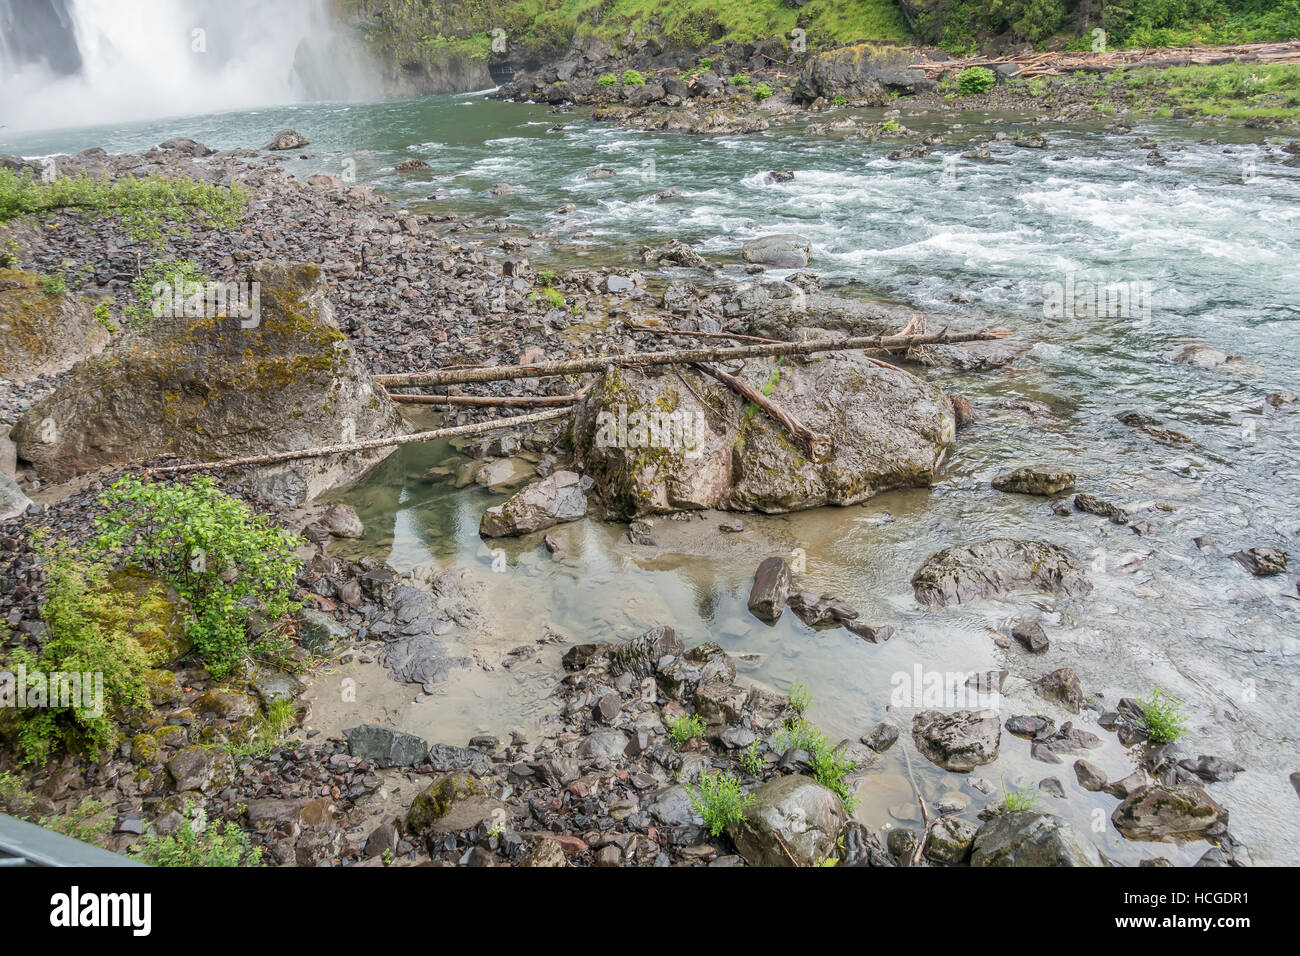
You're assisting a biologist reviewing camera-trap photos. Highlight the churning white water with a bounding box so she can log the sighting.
[0,0,375,132]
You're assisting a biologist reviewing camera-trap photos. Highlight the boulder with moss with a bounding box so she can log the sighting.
[0,267,111,383]
[10,260,408,505]
[406,772,504,837]
[570,353,955,518]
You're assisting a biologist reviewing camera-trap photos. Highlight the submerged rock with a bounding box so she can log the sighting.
[479,470,590,537]
[1231,546,1287,577]
[741,234,812,269]
[991,465,1075,496]
[970,811,1101,866]
[728,774,846,867]
[11,261,408,506]
[572,356,955,518]
[911,538,1092,606]
[912,710,1001,772]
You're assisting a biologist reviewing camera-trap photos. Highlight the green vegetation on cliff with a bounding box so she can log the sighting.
[349,0,1299,65]
[909,0,1300,51]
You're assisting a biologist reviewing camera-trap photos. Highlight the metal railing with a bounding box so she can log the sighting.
[0,813,146,867]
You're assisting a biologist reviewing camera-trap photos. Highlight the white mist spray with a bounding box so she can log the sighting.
[0,0,377,132]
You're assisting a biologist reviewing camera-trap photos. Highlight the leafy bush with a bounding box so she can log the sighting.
[597,73,618,87]
[685,771,753,837]
[42,273,66,296]
[622,69,646,86]
[999,778,1039,812]
[738,740,765,776]
[1138,685,1188,743]
[753,82,774,101]
[2,551,152,765]
[92,476,303,679]
[667,713,707,747]
[788,683,812,715]
[131,803,263,866]
[121,258,212,329]
[772,717,859,813]
[732,74,751,86]
[957,66,997,96]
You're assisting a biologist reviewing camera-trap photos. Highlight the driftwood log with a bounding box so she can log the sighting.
[375,328,1006,389]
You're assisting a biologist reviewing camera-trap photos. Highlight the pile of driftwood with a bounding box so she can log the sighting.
[143,326,1007,476]
[917,39,1300,79]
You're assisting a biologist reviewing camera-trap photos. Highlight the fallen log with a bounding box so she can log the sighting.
[385,391,580,407]
[693,361,831,461]
[375,328,1007,389]
[140,407,574,477]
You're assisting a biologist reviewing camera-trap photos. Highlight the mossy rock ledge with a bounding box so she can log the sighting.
[11,260,409,505]
[570,353,955,518]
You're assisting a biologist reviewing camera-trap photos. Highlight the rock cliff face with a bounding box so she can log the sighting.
[11,260,408,505]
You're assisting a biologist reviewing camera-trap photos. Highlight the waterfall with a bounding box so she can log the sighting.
[0,0,377,132]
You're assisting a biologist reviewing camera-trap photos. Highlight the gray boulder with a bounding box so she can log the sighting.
[728,774,846,867]
[747,556,792,622]
[479,470,589,537]
[1,472,32,521]
[971,811,1102,866]
[741,234,813,269]
[992,465,1075,496]
[264,129,309,150]
[344,725,428,768]
[1112,783,1229,841]
[11,261,408,506]
[912,710,1001,772]
[911,538,1092,606]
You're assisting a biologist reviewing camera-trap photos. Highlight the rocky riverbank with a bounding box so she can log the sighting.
[0,127,1283,866]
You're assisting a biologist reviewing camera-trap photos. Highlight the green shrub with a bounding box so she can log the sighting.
[738,740,765,776]
[42,272,66,296]
[787,683,812,715]
[753,82,774,101]
[685,771,753,837]
[831,93,848,106]
[131,802,263,866]
[92,476,303,679]
[957,66,997,96]
[597,73,618,87]
[3,551,152,765]
[667,713,707,747]
[1138,685,1188,743]
[772,717,858,813]
[999,778,1039,812]
[622,69,646,86]
[732,74,751,86]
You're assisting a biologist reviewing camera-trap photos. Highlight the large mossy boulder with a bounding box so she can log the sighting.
[0,267,111,382]
[100,568,192,667]
[11,261,408,505]
[571,353,955,518]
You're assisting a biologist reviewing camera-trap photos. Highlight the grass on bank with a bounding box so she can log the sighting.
[1119,62,1300,120]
